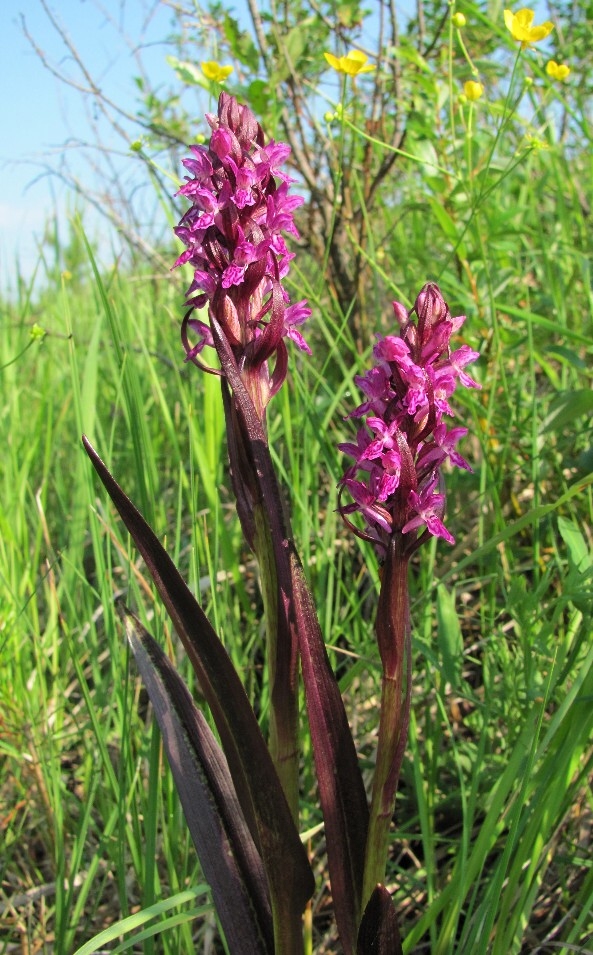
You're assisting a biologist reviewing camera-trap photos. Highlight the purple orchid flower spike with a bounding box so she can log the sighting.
[173,95,314,809]
[338,282,480,559]
[338,283,480,921]
[174,92,311,422]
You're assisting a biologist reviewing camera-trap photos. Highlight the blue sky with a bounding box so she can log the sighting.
[1,0,179,290]
[8,0,537,291]
[2,0,392,292]
[2,0,437,292]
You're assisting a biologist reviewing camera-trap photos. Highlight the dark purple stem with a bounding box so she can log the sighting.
[362,536,412,909]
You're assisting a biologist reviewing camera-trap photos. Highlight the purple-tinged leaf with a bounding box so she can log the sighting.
[290,552,369,955]
[123,609,273,954]
[208,322,370,955]
[357,885,403,955]
[215,325,301,822]
[82,436,314,939]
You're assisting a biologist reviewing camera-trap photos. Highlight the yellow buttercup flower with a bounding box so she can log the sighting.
[546,60,570,80]
[504,8,554,46]
[324,50,375,75]
[200,61,234,82]
[463,80,484,101]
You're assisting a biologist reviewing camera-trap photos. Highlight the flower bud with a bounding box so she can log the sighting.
[392,301,409,328]
[415,283,447,340]
[463,80,484,101]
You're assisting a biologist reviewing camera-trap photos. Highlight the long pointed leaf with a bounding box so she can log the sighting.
[209,320,370,954]
[220,375,301,821]
[290,551,369,953]
[82,436,314,935]
[123,609,273,954]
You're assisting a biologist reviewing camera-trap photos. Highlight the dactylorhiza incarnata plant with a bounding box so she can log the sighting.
[85,92,374,955]
[337,283,480,902]
[172,92,318,838]
[82,92,480,955]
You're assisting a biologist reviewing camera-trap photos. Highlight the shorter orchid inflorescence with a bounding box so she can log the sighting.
[338,284,480,557]
[174,93,311,418]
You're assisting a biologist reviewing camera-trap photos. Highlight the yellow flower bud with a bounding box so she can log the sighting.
[463,80,484,101]
[452,12,467,27]
[30,323,46,341]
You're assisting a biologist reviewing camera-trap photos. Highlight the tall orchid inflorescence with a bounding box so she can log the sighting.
[338,283,480,559]
[174,92,311,421]
[172,102,371,954]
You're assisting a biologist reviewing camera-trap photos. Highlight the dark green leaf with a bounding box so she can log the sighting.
[283,25,308,68]
[436,584,463,689]
[247,80,271,117]
[223,13,259,71]
[82,436,314,933]
[543,345,587,372]
[123,610,273,954]
[539,389,593,435]
[557,516,592,573]
[357,885,403,955]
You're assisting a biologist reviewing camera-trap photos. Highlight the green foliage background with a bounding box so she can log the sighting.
[1,0,592,952]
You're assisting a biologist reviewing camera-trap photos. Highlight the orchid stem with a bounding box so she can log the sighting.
[253,502,300,825]
[362,542,412,911]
